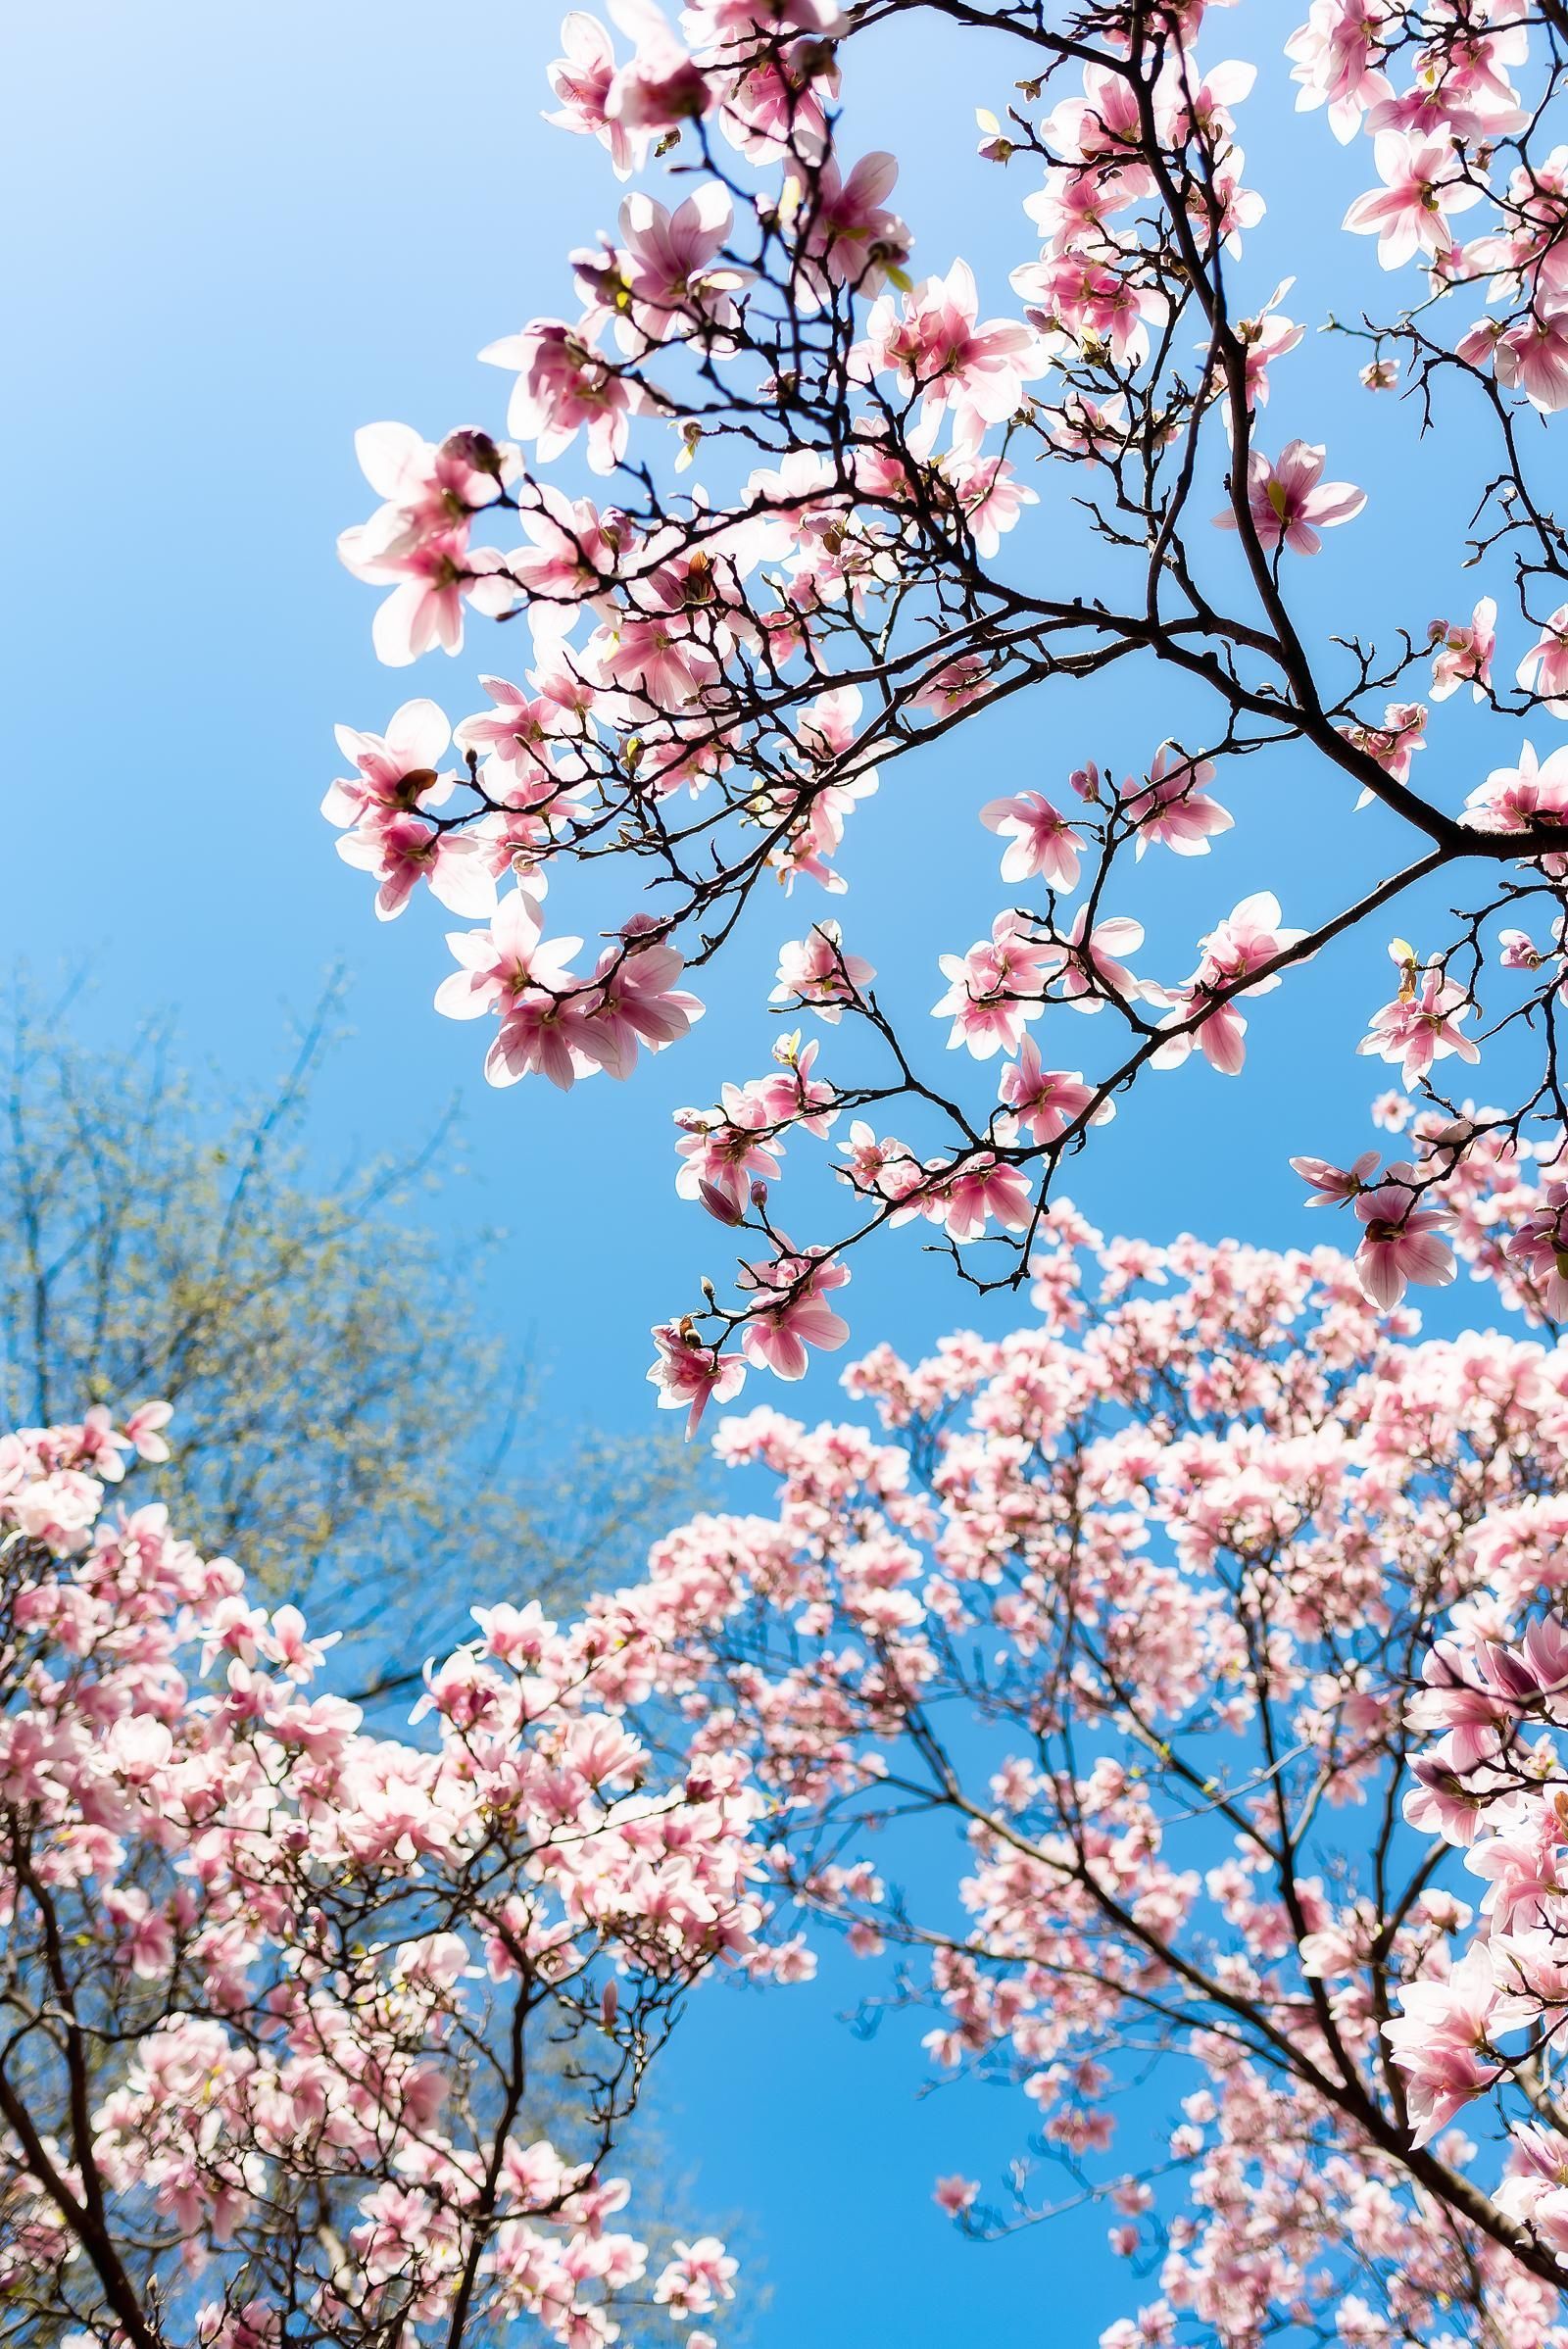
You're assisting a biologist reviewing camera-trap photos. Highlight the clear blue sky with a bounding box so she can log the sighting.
[2,5,1534,2340]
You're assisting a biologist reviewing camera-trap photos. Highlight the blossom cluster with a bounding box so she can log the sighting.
[326,0,1568,1412]
[615,1205,1568,2344]
[0,1405,753,2347]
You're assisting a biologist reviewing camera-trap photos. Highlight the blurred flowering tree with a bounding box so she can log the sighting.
[604,1102,1568,2347]
[0,1408,755,2349]
[0,989,696,1652]
[326,0,1568,1417]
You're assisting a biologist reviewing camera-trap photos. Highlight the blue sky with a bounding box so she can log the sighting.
[3,4,1543,2340]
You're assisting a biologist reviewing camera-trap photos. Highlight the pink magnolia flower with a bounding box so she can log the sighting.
[947,453,1037,557]
[675,1084,784,1219]
[980,792,1083,889]
[589,929,704,1075]
[1352,1182,1456,1310]
[1290,1148,1381,1206]
[507,488,624,630]
[738,1248,851,1379]
[1505,1183,1568,1318]
[859,260,1041,456]
[1402,1740,1494,1846]
[546,10,643,176]
[337,812,498,923]
[1498,927,1547,972]
[933,914,1059,1056]
[1465,739,1568,841]
[934,2176,979,2217]
[998,1041,1109,1144]
[1517,605,1568,717]
[323,699,456,828]
[434,885,580,1024]
[614,181,747,347]
[771,924,875,1023]
[342,420,514,564]
[1428,599,1495,703]
[1343,131,1483,269]
[795,150,911,300]
[1383,1948,1501,2145]
[1150,987,1249,1076]
[479,319,640,475]
[1152,895,1303,1076]
[1494,302,1568,415]
[122,1400,173,1462]
[647,1319,747,1437]
[1232,282,1305,411]
[1341,701,1427,798]
[604,0,713,132]
[1215,440,1366,556]
[938,1152,1035,1242]
[1358,954,1481,1088]
[1052,908,1145,1013]
[1121,746,1233,857]
[337,525,513,667]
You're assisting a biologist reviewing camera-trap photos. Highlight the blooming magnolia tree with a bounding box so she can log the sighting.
[326,0,1568,1419]
[597,1108,1568,2347]
[0,1408,756,2348]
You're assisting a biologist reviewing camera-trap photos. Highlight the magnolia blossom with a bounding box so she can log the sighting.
[1215,440,1367,554]
[1343,131,1484,268]
[1359,953,1481,1089]
[980,791,1084,888]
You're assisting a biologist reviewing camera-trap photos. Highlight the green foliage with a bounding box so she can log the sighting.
[0,980,703,1662]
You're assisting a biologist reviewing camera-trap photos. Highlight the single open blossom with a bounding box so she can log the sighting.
[338,524,514,667]
[859,259,1041,456]
[1343,130,1484,268]
[647,1317,747,1434]
[938,1151,1036,1240]
[980,791,1083,888]
[605,0,714,132]
[479,318,641,475]
[998,1041,1108,1144]
[1121,746,1233,856]
[1383,1950,1502,2147]
[435,884,580,1023]
[613,181,748,347]
[1353,1180,1456,1309]
[324,699,456,828]
[1215,440,1366,554]
[1290,1148,1382,1206]
[337,813,498,923]
[588,925,704,1075]
[794,149,911,299]
[934,2177,979,2217]
[737,1246,850,1378]
[1358,955,1481,1088]
[772,924,875,1022]
[547,11,643,176]
[1151,895,1303,1074]
[1050,908,1145,1013]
